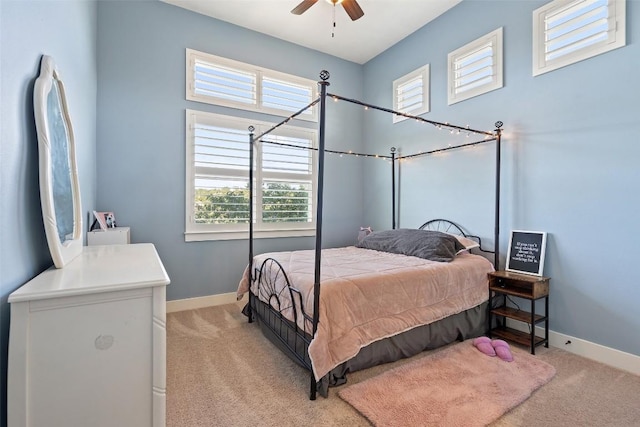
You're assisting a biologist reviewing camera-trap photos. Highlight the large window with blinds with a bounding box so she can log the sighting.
[186,49,318,121]
[447,28,503,105]
[185,110,317,241]
[532,0,626,76]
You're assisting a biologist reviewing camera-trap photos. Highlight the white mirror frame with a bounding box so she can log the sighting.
[33,55,83,268]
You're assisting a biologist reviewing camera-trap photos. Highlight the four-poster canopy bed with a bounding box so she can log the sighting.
[236,70,503,400]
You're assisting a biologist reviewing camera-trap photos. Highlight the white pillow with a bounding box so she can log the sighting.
[450,234,480,254]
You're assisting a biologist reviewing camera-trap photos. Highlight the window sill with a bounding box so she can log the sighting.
[185,228,316,242]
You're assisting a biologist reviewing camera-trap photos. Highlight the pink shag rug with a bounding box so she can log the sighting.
[338,341,556,427]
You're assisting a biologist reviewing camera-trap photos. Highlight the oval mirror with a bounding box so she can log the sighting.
[33,55,83,268]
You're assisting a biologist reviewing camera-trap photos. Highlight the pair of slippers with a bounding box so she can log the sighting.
[473,337,514,362]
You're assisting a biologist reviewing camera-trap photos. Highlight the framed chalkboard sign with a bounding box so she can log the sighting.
[506,230,547,276]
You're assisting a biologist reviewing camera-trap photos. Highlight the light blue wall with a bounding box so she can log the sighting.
[1,4,637,419]
[0,1,98,424]
[96,1,364,301]
[363,0,640,357]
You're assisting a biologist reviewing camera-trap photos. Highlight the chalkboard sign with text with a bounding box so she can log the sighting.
[506,230,547,276]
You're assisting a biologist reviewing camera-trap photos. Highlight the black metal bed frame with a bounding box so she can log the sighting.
[245,71,503,400]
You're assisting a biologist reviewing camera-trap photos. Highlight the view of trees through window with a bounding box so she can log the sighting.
[194,182,311,224]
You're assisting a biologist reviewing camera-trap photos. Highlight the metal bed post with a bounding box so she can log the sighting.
[494,122,503,270]
[310,70,330,400]
[248,126,255,323]
[391,147,396,230]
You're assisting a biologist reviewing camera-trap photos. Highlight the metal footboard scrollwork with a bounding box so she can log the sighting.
[248,258,316,377]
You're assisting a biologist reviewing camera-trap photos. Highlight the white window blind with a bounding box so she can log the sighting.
[192,122,251,225]
[193,60,257,106]
[186,110,316,241]
[448,28,503,105]
[187,49,317,121]
[260,134,314,224]
[262,76,314,115]
[453,44,494,96]
[392,65,430,123]
[533,0,626,76]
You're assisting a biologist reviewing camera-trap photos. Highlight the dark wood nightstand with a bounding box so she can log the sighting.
[488,270,550,354]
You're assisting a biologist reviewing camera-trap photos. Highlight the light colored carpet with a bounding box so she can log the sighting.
[167,301,640,427]
[338,341,555,426]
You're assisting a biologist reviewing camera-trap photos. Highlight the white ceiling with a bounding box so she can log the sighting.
[161,0,462,64]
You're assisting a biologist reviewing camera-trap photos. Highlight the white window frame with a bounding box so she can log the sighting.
[186,49,318,122]
[185,110,318,242]
[448,27,503,105]
[392,65,430,123]
[533,0,626,76]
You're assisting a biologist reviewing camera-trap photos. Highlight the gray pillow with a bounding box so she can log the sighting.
[356,229,465,262]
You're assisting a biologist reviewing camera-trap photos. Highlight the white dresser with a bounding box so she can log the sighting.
[8,243,170,427]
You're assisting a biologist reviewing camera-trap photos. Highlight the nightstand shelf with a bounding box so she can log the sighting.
[490,326,547,348]
[491,306,545,324]
[488,270,550,354]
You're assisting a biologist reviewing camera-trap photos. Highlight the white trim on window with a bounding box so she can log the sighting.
[392,65,430,123]
[185,110,317,242]
[448,28,503,105]
[186,49,318,121]
[533,0,626,76]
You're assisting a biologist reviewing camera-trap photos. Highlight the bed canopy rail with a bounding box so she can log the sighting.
[328,91,502,251]
[246,70,502,400]
[327,92,495,138]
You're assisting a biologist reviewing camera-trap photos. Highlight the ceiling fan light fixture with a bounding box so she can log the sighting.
[292,0,363,21]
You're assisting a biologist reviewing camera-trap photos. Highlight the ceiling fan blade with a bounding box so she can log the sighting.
[342,0,364,21]
[291,0,319,15]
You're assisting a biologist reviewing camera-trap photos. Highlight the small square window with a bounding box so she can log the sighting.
[392,65,430,123]
[532,0,626,76]
[448,28,503,105]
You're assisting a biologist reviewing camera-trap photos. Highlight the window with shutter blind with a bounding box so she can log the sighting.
[448,28,503,105]
[532,0,626,76]
[186,49,317,121]
[392,65,430,123]
[185,110,317,241]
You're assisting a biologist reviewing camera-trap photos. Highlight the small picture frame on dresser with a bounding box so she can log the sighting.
[92,210,117,231]
[104,212,117,228]
[506,230,547,276]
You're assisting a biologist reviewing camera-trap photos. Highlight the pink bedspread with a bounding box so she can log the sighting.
[237,246,493,380]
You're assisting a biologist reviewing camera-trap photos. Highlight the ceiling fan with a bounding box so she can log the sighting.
[291,0,365,21]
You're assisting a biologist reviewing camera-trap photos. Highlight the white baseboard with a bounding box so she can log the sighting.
[166,292,241,313]
[507,320,640,376]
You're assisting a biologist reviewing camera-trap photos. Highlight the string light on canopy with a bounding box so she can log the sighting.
[249,72,502,163]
